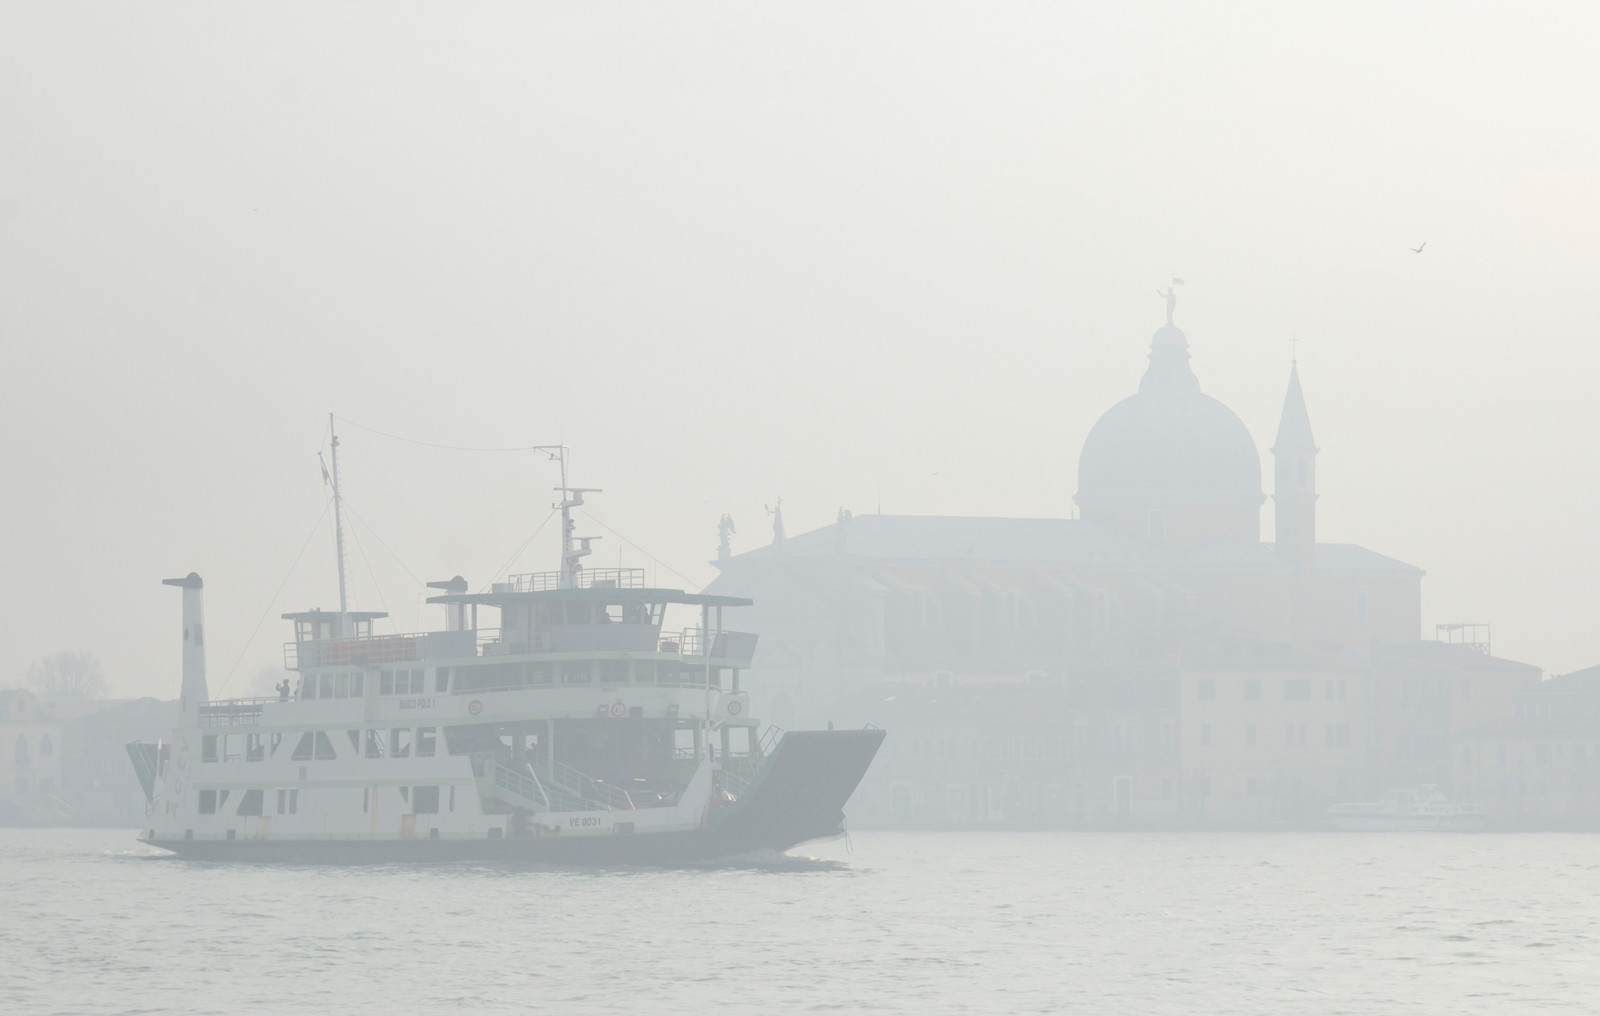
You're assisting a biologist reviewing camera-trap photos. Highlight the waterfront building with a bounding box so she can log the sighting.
[0,689,65,823]
[709,301,1542,827]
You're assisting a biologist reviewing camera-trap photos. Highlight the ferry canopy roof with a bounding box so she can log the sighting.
[281,609,390,622]
[426,587,752,609]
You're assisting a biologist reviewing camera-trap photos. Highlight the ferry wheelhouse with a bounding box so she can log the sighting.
[129,447,883,862]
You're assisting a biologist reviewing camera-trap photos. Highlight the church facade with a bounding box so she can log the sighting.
[708,306,1543,828]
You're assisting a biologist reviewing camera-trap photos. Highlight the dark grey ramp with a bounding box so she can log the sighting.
[713,728,886,852]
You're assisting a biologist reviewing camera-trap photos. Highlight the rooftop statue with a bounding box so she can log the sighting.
[1157,276,1185,327]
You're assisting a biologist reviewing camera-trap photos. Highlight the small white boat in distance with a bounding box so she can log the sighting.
[1327,786,1487,832]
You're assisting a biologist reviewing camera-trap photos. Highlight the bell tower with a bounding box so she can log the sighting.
[1272,362,1318,571]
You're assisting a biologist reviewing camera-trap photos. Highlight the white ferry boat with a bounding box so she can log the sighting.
[1326,786,1487,832]
[128,441,883,862]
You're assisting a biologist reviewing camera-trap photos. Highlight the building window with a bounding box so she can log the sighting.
[1245,724,1257,747]
[39,735,53,757]
[1243,679,1261,701]
[1200,724,1211,747]
[1197,679,1216,701]
[1283,679,1313,702]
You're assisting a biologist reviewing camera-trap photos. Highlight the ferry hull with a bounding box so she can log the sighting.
[141,728,885,865]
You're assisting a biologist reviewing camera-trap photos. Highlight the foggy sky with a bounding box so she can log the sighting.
[2,2,1597,698]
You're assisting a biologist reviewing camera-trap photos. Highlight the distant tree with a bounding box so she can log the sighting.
[26,651,109,701]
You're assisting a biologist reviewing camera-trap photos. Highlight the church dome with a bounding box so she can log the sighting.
[1076,324,1263,509]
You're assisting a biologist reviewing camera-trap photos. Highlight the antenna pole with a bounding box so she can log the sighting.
[530,445,599,590]
[329,413,350,617]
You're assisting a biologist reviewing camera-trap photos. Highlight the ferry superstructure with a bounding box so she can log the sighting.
[128,440,883,862]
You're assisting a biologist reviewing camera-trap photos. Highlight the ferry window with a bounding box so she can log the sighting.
[365,729,385,759]
[236,789,264,816]
[601,661,628,684]
[291,733,315,761]
[346,730,361,752]
[218,790,230,810]
[303,677,317,701]
[391,728,412,758]
[448,786,456,812]
[351,672,364,697]
[435,668,450,693]
[320,674,335,698]
[380,671,394,695]
[416,728,437,758]
[362,788,369,813]
[407,669,425,694]
[335,673,349,698]
[276,788,298,815]
[247,734,265,762]
[314,732,337,760]
[202,735,218,763]
[199,790,217,814]
[561,662,592,684]
[270,733,283,757]
[413,786,440,814]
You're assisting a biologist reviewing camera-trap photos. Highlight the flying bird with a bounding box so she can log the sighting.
[1410,242,1426,253]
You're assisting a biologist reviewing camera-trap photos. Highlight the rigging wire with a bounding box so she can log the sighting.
[343,515,393,628]
[480,509,559,591]
[575,508,702,590]
[339,497,427,589]
[333,414,545,453]
[216,498,333,695]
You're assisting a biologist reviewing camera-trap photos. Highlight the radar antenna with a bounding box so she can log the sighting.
[532,445,601,589]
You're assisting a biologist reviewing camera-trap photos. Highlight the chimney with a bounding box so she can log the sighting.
[162,573,209,714]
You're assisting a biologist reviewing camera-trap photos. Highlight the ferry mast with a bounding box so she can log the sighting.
[532,445,600,590]
[325,413,351,617]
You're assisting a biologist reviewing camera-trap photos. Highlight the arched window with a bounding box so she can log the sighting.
[13,734,28,770]
[40,734,53,757]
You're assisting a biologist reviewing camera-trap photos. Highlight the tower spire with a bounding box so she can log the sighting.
[1272,361,1318,569]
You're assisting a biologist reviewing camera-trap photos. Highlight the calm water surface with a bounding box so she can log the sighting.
[2,828,1596,1014]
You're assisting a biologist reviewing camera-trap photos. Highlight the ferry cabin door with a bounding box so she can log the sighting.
[1112,776,1132,819]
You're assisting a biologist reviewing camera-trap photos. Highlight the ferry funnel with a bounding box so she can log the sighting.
[162,572,209,715]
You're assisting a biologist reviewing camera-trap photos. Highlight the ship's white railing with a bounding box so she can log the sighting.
[551,760,636,811]
[504,568,646,592]
[287,624,756,669]
[197,697,277,728]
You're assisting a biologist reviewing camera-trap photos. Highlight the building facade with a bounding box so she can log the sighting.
[709,305,1544,827]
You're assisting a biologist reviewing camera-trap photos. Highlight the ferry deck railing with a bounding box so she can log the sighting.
[288,625,756,669]
[504,568,646,592]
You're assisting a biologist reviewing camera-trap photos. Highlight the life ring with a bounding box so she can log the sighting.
[610,700,627,718]
[727,700,743,716]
